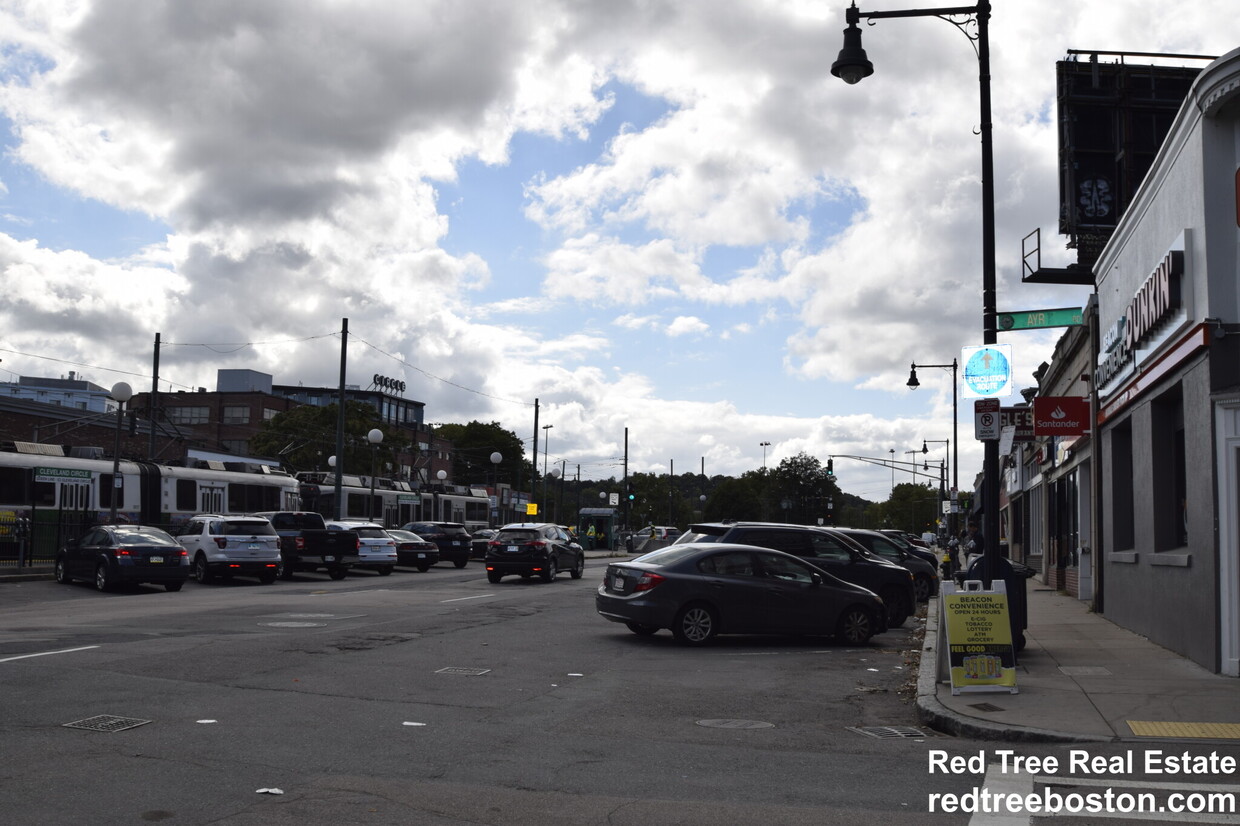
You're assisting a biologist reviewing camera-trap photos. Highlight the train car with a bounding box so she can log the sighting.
[0,442,301,564]
[295,472,490,532]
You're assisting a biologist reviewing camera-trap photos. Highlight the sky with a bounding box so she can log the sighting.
[0,1,1234,503]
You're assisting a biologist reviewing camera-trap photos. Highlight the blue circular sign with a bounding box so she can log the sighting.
[963,346,1011,397]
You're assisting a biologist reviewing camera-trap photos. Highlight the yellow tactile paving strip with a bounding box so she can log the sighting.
[1127,721,1240,739]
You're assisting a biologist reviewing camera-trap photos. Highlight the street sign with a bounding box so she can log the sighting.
[997,307,1084,331]
[975,398,1000,440]
[960,344,1013,398]
[609,492,619,506]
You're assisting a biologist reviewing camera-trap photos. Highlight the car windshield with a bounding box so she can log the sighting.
[223,521,276,536]
[112,527,179,546]
[632,546,704,566]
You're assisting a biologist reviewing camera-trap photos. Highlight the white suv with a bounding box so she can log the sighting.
[175,515,281,584]
[325,521,397,576]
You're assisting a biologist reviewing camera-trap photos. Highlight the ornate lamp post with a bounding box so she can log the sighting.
[835,1,999,584]
[108,382,132,523]
[366,428,383,522]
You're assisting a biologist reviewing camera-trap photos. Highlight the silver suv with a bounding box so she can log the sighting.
[175,514,281,584]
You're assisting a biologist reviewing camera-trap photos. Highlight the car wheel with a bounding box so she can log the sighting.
[625,622,658,636]
[835,607,875,646]
[416,563,431,572]
[540,557,558,583]
[276,558,293,580]
[165,582,184,592]
[569,554,584,580]
[672,603,717,645]
[378,566,393,576]
[259,572,277,585]
[453,558,468,569]
[881,587,911,628]
[55,558,71,585]
[95,563,112,593]
[328,567,348,581]
[193,554,214,585]
[912,574,931,602]
[487,571,503,584]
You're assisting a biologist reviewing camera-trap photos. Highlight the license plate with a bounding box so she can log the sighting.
[507,545,519,552]
[417,553,426,558]
[613,575,624,589]
[325,555,336,562]
[150,555,164,564]
[248,543,259,550]
[454,540,464,546]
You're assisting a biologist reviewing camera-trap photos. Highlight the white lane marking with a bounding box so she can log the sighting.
[0,645,100,663]
[440,594,495,603]
[969,762,1034,826]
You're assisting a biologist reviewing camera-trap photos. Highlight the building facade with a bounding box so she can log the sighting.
[1091,48,1240,675]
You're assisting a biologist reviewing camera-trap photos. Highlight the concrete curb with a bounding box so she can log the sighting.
[914,596,1115,744]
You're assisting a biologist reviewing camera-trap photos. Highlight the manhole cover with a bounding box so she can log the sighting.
[259,622,328,628]
[283,613,339,619]
[63,715,152,733]
[436,667,491,676]
[846,726,928,739]
[696,719,775,729]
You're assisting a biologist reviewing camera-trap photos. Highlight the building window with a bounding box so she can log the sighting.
[1110,420,1135,551]
[166,406,209,425]
[1151,389,1187,550]
[263,408,280,420]
[220,439,248,455]
[222,405,251,424]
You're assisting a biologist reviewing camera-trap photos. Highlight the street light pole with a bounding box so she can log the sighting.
[108,382,132,523]
[759,441,771,472]
[366,428,383,523]
[541,424,553,517]
[490,451,503,527]
[835,1,998,585]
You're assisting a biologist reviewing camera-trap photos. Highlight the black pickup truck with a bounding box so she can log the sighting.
[252,511,359,580]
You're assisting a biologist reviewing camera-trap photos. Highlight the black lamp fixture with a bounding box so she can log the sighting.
[830,5,874,84]
[906,365,921,389]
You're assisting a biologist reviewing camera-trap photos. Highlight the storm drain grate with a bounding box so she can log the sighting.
[697,719,775,730]
[969,702,1004,712]
[436,666,491,676]
[846,725,928,739]
[63,715,152,733]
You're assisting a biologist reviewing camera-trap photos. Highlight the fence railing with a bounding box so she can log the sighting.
[0,511,97,568]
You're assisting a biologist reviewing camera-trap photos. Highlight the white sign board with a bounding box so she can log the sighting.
[960,344,1013,398]
[975,398,1001,440]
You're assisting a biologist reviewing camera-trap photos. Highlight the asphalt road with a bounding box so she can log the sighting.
[9,561,1233,825]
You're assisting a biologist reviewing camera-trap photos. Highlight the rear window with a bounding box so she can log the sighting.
[632,546,705,566]
[268,513,323,531]
[675,530,725,544]
[494,529,540,543]
[223,521,277,536]
[113,527,179,546]
[439,524,469,537]
[352,528,389,539]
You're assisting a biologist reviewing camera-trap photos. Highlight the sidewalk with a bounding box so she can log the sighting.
[918,578,1240,743]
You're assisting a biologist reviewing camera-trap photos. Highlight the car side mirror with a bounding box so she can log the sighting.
[810,572,822,586]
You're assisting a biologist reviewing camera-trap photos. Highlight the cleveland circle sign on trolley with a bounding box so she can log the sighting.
[960,344,1013,398]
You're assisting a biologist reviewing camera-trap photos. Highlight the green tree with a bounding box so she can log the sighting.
[768,452,839,524]
[433,421,529,487]
[251,401,409,474]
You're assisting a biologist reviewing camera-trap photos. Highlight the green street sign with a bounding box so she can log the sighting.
[997,307,1084,331]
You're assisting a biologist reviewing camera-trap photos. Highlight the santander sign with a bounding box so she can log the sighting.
[1032,396,1091,437]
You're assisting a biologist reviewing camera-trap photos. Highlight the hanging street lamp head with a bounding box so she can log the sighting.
[906,365,920,389]
[831,5,874,85]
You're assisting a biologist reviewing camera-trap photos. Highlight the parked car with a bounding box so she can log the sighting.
[251,511,358,580]
[674,522,916,627]
[876,529,939,566]
[173,514,281,584]
[55,524,190,592]
[386,529,440,571]
[401,522,471,568]
[325,521,397,575]
[469,528,497,559]
[484,522,585,583]
[832,527,940,602]
[596,543,887,646]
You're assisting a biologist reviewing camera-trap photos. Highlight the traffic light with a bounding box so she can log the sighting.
[626,483,635,501]
[826,458,834,476]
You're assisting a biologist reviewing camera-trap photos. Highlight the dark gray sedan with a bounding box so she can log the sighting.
[55,524,190,592]
[595,543,887,646]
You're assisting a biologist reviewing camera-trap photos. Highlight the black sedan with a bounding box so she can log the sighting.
[596,544,887,646]
[55,524,190,592]
[386,529,440,571]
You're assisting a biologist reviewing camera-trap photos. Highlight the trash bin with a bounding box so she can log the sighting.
[963,555,1028,654]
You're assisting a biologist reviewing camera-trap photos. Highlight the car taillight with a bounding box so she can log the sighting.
[115,548,133,557]
[214,537,227,549]
[531,540,546,549]
[633,572,665,592]
[295,536,305,550]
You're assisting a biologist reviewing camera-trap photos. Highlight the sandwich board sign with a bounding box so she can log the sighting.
[941,581,1019,694]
